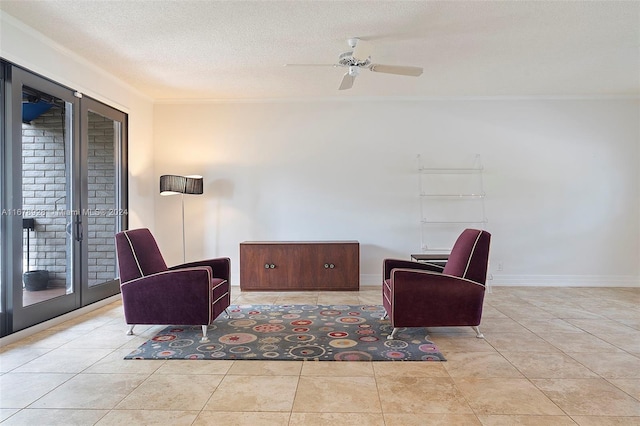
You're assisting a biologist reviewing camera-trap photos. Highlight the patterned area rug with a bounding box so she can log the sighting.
[125,304,445,361]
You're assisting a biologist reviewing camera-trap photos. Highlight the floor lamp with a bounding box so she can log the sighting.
[160,174,203,263]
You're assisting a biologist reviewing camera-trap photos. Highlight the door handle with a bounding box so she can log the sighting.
[75,214,83,242]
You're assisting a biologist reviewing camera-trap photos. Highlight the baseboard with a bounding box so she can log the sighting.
[489,274,640,287]
[371,274,639,287]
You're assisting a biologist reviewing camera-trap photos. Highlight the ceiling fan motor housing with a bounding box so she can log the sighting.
[338,51,371,68]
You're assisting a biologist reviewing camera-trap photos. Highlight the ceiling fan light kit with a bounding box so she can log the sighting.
[286,37,424,91]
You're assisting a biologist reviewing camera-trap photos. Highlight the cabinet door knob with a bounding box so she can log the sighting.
[324,263,329,269]
[324,263,335,269]
[270,264,275,269]
[264,263,270,269]
[330,263,335,269]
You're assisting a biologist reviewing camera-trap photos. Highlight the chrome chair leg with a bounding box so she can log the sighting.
[472,326,484,339]
[200,325,210,343]
[387,327,399,340]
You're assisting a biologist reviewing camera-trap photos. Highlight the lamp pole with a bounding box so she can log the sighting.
[181,192,186,263]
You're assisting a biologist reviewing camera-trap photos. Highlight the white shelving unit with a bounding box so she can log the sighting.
[417,154,487,253]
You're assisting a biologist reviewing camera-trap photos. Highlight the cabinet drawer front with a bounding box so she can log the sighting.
[298,244,359,290]
[240,245,299,290]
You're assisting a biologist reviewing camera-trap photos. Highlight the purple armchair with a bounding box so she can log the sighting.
[383,228,491,339]
[115,228,230,342]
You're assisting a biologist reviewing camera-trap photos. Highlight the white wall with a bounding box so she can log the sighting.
[0,12,155,231]
[154,98,640,287]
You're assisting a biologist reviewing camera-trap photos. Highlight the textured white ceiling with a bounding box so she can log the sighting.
[1,0,638,100]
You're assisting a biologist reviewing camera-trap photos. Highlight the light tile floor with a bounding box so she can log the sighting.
[1,286,639,425]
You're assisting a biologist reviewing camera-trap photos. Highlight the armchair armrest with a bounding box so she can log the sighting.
[383,258,444,281]
[120,267,214,325]
[170,257,231,284]
[386,268,485,327]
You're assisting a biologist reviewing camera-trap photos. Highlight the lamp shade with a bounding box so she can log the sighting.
[160,174,203,195]
[184,175,203,195]
[160,175,186,195]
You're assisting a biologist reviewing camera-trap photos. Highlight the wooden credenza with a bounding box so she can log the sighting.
[240,241,359,291]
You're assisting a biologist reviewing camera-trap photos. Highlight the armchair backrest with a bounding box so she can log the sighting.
[115,228,168,283]
[443,228,491,284]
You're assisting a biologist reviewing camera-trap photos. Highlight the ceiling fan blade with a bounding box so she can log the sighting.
[284,63,338,67]
[351,39,372,61]
[369,64,423,76]
[338,72,356,90]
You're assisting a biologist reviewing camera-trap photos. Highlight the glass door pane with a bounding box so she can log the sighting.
[86,111,118,287]
[21,85,73,306]
[80,98,126,304]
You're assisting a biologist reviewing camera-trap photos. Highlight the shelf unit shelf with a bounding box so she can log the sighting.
[418,168,483,174]
[419,194,486,198]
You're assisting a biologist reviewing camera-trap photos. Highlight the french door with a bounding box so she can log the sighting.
[1,62,127,335]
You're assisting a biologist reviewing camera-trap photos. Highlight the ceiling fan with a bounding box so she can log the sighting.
[285,38,423,90]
